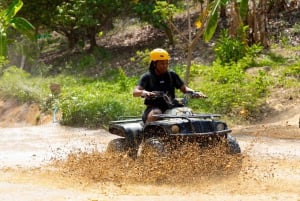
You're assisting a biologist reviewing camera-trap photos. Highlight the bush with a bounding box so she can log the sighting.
[214,29,246,65]
[188,61,272,121]
[0,66,50,103]
[58,72,144,127]
[0,57,9,74]
[59,90,125,127]
[282,62,300,79]
[214,29,263,65]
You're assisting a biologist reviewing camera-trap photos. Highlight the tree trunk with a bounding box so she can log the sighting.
[65,31,79,50]
[20,55,26,69]
[87,27,97,51]
[164,26,175,47]
[227,1,243,37]
[257,0,269,48]
[247,0,269,48]
[184,0,192,85]
[185,46,192,85]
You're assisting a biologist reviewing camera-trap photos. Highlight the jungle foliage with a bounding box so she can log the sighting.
[0,0,299,127]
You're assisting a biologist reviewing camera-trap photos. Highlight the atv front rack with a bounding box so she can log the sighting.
[153,113,222,119]
[169,129,232,136]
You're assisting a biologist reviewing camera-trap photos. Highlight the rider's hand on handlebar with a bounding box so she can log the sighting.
[191,91,208,98]
[141,90,155,98]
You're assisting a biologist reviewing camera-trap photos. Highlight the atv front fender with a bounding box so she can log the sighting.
[109,119,144,148]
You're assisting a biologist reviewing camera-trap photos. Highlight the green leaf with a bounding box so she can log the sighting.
[10,17,36,40]
[203,0,228,42]
[3,0,23,22]
[203,9,218,42]
[0,32,7,57]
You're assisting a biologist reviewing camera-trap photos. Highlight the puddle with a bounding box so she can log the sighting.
[0,123,116,168]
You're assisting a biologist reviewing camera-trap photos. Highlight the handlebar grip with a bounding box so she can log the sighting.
[187,91,208,98]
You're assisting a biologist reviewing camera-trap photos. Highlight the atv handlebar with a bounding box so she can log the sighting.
[185,91,208,99]
[141,90,207,108]
[142,91,207,99]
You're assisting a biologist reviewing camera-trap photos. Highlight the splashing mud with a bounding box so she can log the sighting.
[54,143,242,185]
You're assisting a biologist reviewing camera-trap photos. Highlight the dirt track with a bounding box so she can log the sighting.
[0,107,299,201]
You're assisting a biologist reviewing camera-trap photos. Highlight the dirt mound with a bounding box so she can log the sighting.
[0,99,51,127]
[260,86,300,128]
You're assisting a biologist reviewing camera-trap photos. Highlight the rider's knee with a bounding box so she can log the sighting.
[146,108,162,123]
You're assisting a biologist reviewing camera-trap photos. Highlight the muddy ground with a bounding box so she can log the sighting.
[0,98,299,201]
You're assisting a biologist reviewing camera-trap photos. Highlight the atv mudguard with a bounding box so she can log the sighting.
[109,118,144,147]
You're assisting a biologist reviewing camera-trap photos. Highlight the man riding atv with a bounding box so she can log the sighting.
[107,48,241,159]
[133,48,207,123]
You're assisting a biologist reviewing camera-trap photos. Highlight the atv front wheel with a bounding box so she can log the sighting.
[106,138,129,153]
[227,134,241,154]
[137,137,165,157]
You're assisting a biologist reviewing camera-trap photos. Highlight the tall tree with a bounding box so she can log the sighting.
[52,0,131,51]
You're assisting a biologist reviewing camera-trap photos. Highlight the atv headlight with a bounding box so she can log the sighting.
[216,123,225,131]
[171,125,180,134]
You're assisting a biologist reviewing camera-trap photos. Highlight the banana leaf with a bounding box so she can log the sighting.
[3,0,23,22]
[203,0,229,42]
[10,17,36,40]
[203,7,218,42]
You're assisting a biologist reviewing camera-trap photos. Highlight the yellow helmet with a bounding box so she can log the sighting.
[150,48,170,61]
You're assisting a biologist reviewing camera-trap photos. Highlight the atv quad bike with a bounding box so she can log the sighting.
[107,91,241,158]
